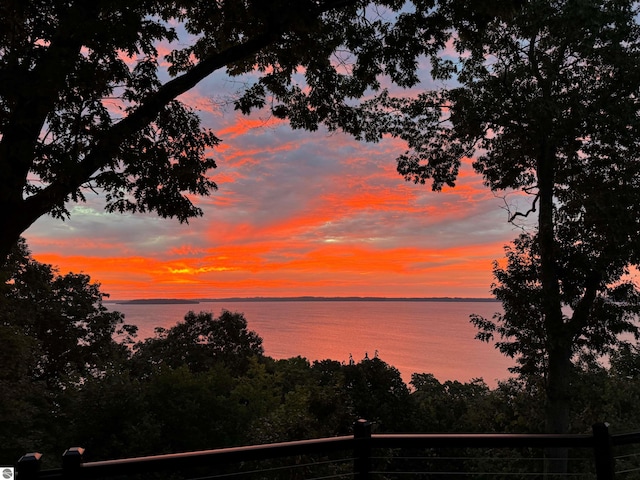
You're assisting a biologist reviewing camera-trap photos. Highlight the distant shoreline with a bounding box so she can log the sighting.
[110,296,498,304]
[115,299,200,305]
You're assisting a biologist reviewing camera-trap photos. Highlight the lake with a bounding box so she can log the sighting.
[107,300,514,387]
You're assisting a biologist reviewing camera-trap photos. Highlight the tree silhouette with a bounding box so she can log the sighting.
[0,238,134,389]
[131,310,263,376]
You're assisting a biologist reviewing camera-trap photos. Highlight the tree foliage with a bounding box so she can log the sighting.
[131,309,264,375]
[0,238,135,463]
[472,234,640,379]
[0,238,135,389]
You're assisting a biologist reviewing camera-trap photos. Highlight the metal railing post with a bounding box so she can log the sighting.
[593,423,615,480]
[62,448,85,480]
[353,419,371,480]
[16,453,42,480]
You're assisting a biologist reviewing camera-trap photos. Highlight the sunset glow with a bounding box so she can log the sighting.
[23,70,525,300]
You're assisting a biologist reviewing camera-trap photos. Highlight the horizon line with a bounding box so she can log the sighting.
[108,296,498,304]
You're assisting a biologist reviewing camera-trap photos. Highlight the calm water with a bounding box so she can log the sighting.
[107,300,514,387]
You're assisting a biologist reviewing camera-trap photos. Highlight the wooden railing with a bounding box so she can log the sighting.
[15,421,639,480]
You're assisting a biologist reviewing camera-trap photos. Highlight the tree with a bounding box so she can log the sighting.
[384,0,640,457]
[343,355,412,431]
[410,373,492,432]
[131,309,264,375]
[472,234,640,394]
[0,238,135,389]
[0,323,49,464]
[0,238,137,464]
[0,0,451,261]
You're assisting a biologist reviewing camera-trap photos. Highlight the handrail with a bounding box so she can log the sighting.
[79,436,355,477]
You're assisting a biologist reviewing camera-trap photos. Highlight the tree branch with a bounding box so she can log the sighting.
[508,193,540,223]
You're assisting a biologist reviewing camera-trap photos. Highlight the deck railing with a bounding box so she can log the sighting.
[15,421,640,480]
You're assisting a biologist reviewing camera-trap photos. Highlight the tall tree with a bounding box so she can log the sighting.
[385,0,640,450]
[0,0,450,261]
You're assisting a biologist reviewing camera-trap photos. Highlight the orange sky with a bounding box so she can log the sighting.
[23,58,530,300]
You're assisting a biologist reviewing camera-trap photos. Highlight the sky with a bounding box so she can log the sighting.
[22,39,530,300]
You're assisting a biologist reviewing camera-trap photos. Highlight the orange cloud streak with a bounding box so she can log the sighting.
[33,237,503,300]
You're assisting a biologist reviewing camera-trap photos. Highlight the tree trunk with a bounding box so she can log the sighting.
[537,140,571,474]
[0,205,39,264]
[544,344,572,474]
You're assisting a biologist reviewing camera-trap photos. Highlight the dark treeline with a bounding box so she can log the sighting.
[3,240,640,470]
